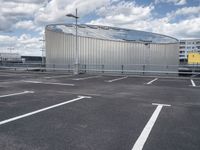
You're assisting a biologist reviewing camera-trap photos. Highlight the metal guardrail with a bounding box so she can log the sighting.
[0,63,200,76]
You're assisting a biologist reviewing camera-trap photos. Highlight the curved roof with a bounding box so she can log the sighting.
[46,24,178,44]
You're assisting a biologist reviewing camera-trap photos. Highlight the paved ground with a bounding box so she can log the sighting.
[0,71,200,150]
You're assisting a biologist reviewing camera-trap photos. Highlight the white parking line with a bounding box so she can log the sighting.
[146,78,158,85]
[105,76,128,83]
[0,96,91,126]
[190,79,196,87]
[44,75,73,79]
[23,80,74,86]
[0,91,34,98]
[72,76,101,81]
[132,103,171,150]
[57,91,101,96]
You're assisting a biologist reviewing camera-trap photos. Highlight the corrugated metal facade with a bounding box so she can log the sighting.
[45,28,179,74]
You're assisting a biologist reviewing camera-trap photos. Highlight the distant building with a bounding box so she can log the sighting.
[21,56,43,63]
[0,53,22,63]
[179,39,200,63]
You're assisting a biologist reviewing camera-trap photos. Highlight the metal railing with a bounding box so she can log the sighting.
[0,62,200,77]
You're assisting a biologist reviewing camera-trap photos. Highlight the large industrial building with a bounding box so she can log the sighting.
[45,24,179,74]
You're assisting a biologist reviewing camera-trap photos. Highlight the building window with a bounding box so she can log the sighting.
[180,42,186,45]
[179,46,185,49]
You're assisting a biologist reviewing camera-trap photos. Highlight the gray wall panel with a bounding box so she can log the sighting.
[45,29,179,73]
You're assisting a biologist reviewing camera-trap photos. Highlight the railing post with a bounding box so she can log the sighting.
[68,64,70,73]
[40,63,42,72]
[121,65,124,74]
[166,65,169,75]
[102,65,104,73]
[53,64,55,72]
[143,64,145,75]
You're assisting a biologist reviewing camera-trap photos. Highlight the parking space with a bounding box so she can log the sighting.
[0,72,200,150]
[0,96,155,150]
[151,78,191,88]
[0,92,77,121]
[103,76,155,85]
[143,105,200,150]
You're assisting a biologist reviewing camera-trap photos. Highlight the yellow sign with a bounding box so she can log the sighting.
[188,52,200,64]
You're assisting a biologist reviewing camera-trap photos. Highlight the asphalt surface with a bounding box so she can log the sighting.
[0,71,200,150]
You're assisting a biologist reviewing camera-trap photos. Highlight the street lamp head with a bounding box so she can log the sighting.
[66,13,79,19]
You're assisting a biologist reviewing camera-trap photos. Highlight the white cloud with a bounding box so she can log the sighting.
[90,1,154,26]
[89,2,200,39]
[174,6,200,16]
[34,0,110,24]
[0,34,42,56]
[2,0,47,3]
[176,0,187,5]
[0,1,44,31]
[146,17,200,39]
[15,20,36,30]
[155,0,187,5]
[1,2,40,16]
[0,35,17,45]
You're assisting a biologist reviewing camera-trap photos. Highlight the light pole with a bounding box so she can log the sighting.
[66,8,79,75]
[39,38,45,66]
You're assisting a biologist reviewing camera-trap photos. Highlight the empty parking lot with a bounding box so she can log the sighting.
[0,71,200,150]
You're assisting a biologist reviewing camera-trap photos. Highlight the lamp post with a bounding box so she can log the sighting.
[39,38,45,66]
[66,8,79,75]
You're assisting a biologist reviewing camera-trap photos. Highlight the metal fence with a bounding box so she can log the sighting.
[1,63,200,77]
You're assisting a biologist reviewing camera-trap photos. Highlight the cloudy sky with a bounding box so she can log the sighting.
[0,0,200,56]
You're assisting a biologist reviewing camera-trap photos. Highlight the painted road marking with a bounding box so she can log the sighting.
[146,78,158,85]
[0,91,34,98]
[0,96,91,126]
[57,91,101,96]
[132,103,171,150]
[105,76,128,83]
[23,80,74,86]
[44,75,73,79]
[190,79,196,87]
[72,76,101,81]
